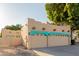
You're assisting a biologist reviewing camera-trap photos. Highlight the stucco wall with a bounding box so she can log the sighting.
[28,18,70,33]
[48,36,69,47]
[28,35,47,49]
[0,39,22,47]
[1,29,22,47]
[21,18,70,49]
[0,39,10,47]
[27,35,70,49]
[2,29,21,39]
[21,24,28,48]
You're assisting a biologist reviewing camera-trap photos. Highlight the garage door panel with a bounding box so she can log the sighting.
[48,36,69,47]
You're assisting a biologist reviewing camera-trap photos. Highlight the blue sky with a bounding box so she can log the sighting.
[0,3,48,31]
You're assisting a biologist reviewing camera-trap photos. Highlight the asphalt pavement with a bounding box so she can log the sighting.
[33,44,79,56]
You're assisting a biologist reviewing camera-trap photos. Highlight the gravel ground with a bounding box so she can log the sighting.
[0,46,36,56]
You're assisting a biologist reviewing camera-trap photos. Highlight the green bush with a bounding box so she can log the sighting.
[5,24,22,30]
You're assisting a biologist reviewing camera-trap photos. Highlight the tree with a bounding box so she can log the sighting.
[45,3,79,45]
[16,24,22,30]
[0,32,2,38]
[5,25,11,29]
[4,24,22,30]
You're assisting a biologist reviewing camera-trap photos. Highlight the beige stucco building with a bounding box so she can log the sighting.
[0,18,79,48]
[0,28,22,47]
[21,18,71,49]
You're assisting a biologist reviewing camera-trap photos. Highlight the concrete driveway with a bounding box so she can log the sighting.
[33,45,79,56]
[0,47,36,56]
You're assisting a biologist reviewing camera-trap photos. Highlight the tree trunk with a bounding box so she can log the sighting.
[71,27,73,40]
[71,26,75,45]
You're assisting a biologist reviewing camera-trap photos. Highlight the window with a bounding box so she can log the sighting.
[42,28,45,30]
[36,34,39,36]
[32,27,36,30]
[16,36,20,38]
[57,24,60,26]
[9,31,11,33]
[67,30,70,32]
[53,29,56,31]
[62,30,64,32]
